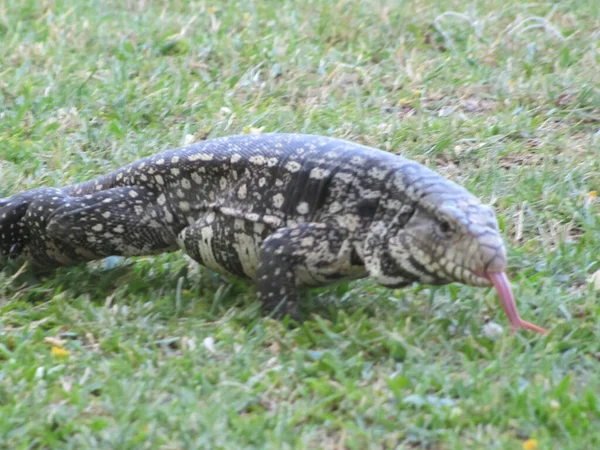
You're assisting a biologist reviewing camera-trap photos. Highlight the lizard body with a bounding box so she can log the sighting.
[0,133,545,331]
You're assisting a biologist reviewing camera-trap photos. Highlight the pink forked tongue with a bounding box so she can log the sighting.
[485,272,548,334]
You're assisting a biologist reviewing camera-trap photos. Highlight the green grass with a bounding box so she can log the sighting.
[1,0,599,448]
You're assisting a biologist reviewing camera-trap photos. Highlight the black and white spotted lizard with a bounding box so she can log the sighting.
[0,133,546,333]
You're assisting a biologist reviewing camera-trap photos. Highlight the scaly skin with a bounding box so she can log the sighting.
[0,133,546,331]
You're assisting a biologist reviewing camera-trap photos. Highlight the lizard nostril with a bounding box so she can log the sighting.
[484,253,507,273]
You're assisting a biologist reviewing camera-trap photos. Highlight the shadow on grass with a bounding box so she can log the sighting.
[0,254,256,320]
[1,254,392,329]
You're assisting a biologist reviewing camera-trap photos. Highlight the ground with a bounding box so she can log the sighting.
[0,0,599,448]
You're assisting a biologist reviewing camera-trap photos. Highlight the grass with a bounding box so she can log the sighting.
[0,0,599,448]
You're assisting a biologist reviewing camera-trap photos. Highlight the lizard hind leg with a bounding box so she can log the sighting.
[42,186,182,265]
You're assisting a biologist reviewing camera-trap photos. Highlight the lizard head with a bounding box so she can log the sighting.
[362,163,547,334]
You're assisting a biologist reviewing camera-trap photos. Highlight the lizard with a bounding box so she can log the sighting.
[0,133,547,333]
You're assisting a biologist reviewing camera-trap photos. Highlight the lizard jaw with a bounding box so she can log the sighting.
[465,271,493,287]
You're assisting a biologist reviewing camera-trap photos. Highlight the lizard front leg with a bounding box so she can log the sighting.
[256,223,365,320]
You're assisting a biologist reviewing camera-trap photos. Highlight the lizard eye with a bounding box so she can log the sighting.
[437,219,453,235]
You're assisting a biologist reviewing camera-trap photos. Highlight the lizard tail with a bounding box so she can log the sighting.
[1,187,69,261]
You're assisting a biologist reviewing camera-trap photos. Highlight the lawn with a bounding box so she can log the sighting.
[0,0,599,448]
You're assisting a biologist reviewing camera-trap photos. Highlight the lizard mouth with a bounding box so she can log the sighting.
[484,271,547,334]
